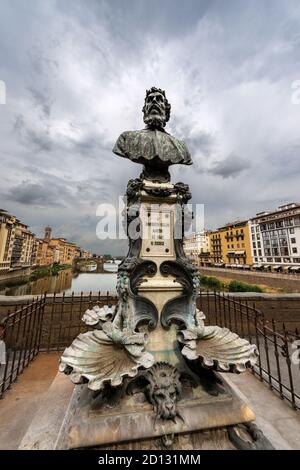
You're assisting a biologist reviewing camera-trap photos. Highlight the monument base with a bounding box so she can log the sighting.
[19,371,276,450]
[55,373,254,450]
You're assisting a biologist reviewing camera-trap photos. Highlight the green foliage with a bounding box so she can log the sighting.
[30,267,51,281]
[199,275,224,290]
[199,275,263,293]
[228,280,263,293]
[30,264,71,281]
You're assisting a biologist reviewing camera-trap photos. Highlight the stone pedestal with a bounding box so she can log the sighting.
[19,371,255,450]
[56,88,263,451]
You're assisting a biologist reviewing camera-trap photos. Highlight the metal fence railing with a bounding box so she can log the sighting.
[0,294,46,398]
[1,290,299,411]
[0,291,118,399]
[198,290,300,411]
[40,291,118,352]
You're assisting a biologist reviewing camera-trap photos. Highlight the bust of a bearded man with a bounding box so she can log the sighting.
[113,87,192,183]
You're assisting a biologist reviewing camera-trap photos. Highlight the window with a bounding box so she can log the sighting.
[227,245,230,249]
[293,247,298,254]
[258,250,262,256]
[291,238,296,244]
[257,241,261,248]
[241,228,244,233]
[237,243,240,248]
[254,250,257,256]
[253,242,256,248]
[290,228,295,234]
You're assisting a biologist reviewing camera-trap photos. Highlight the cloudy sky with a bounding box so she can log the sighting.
[1,0,300,255]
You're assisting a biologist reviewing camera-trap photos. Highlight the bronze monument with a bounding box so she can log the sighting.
[57,87,273,450]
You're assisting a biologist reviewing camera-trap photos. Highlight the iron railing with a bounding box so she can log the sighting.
[41,291,118,352]
[0,294,46,398]
[0,291,118,399]
[198,290,300,411]
[0,290,299,411]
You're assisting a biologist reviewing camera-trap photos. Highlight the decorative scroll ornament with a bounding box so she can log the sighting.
[59,321,154,391]
[178,310,258,373]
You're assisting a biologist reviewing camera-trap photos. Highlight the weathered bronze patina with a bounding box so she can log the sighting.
[58,87,271,450]
[113,87,192,182]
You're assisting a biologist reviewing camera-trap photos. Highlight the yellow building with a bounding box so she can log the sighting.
[36,239,55,267]
[48,238,66,264]
[0,217,83,271]
[209,221,253,267]
[48,238,77,265]
[65,241,78,265]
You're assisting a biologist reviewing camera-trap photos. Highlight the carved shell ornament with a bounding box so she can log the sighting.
[178,310,259,373]
[59,316,154,390]
[82,304,115,327]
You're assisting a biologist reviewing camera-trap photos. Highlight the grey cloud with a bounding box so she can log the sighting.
[27,85,52,120]
[13,114,25,135]
[207,155,250,179]
[1,0,300,254]
[186,132,216,157]
[8,181,67,207]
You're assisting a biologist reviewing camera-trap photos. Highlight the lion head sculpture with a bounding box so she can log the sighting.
[144,362,182,420]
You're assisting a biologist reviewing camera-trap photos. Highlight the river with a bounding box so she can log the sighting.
[0,269,118,296]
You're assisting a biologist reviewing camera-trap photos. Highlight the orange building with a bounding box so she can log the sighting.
[209,221,253,267]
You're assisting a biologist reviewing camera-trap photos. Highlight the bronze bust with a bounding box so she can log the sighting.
[113,87,192,182]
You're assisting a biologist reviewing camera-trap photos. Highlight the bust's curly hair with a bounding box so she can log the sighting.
[142,87,171,124]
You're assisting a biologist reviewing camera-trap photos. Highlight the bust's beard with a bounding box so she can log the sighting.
[144,112,166,129]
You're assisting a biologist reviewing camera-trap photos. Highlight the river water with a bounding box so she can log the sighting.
[0,269,118,296]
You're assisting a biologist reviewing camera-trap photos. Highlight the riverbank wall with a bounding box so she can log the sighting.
[0,267,32,287]
[199,266,300,292]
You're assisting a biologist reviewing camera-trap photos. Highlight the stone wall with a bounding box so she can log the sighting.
[0,267,31,286]
[199,266,300,292]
